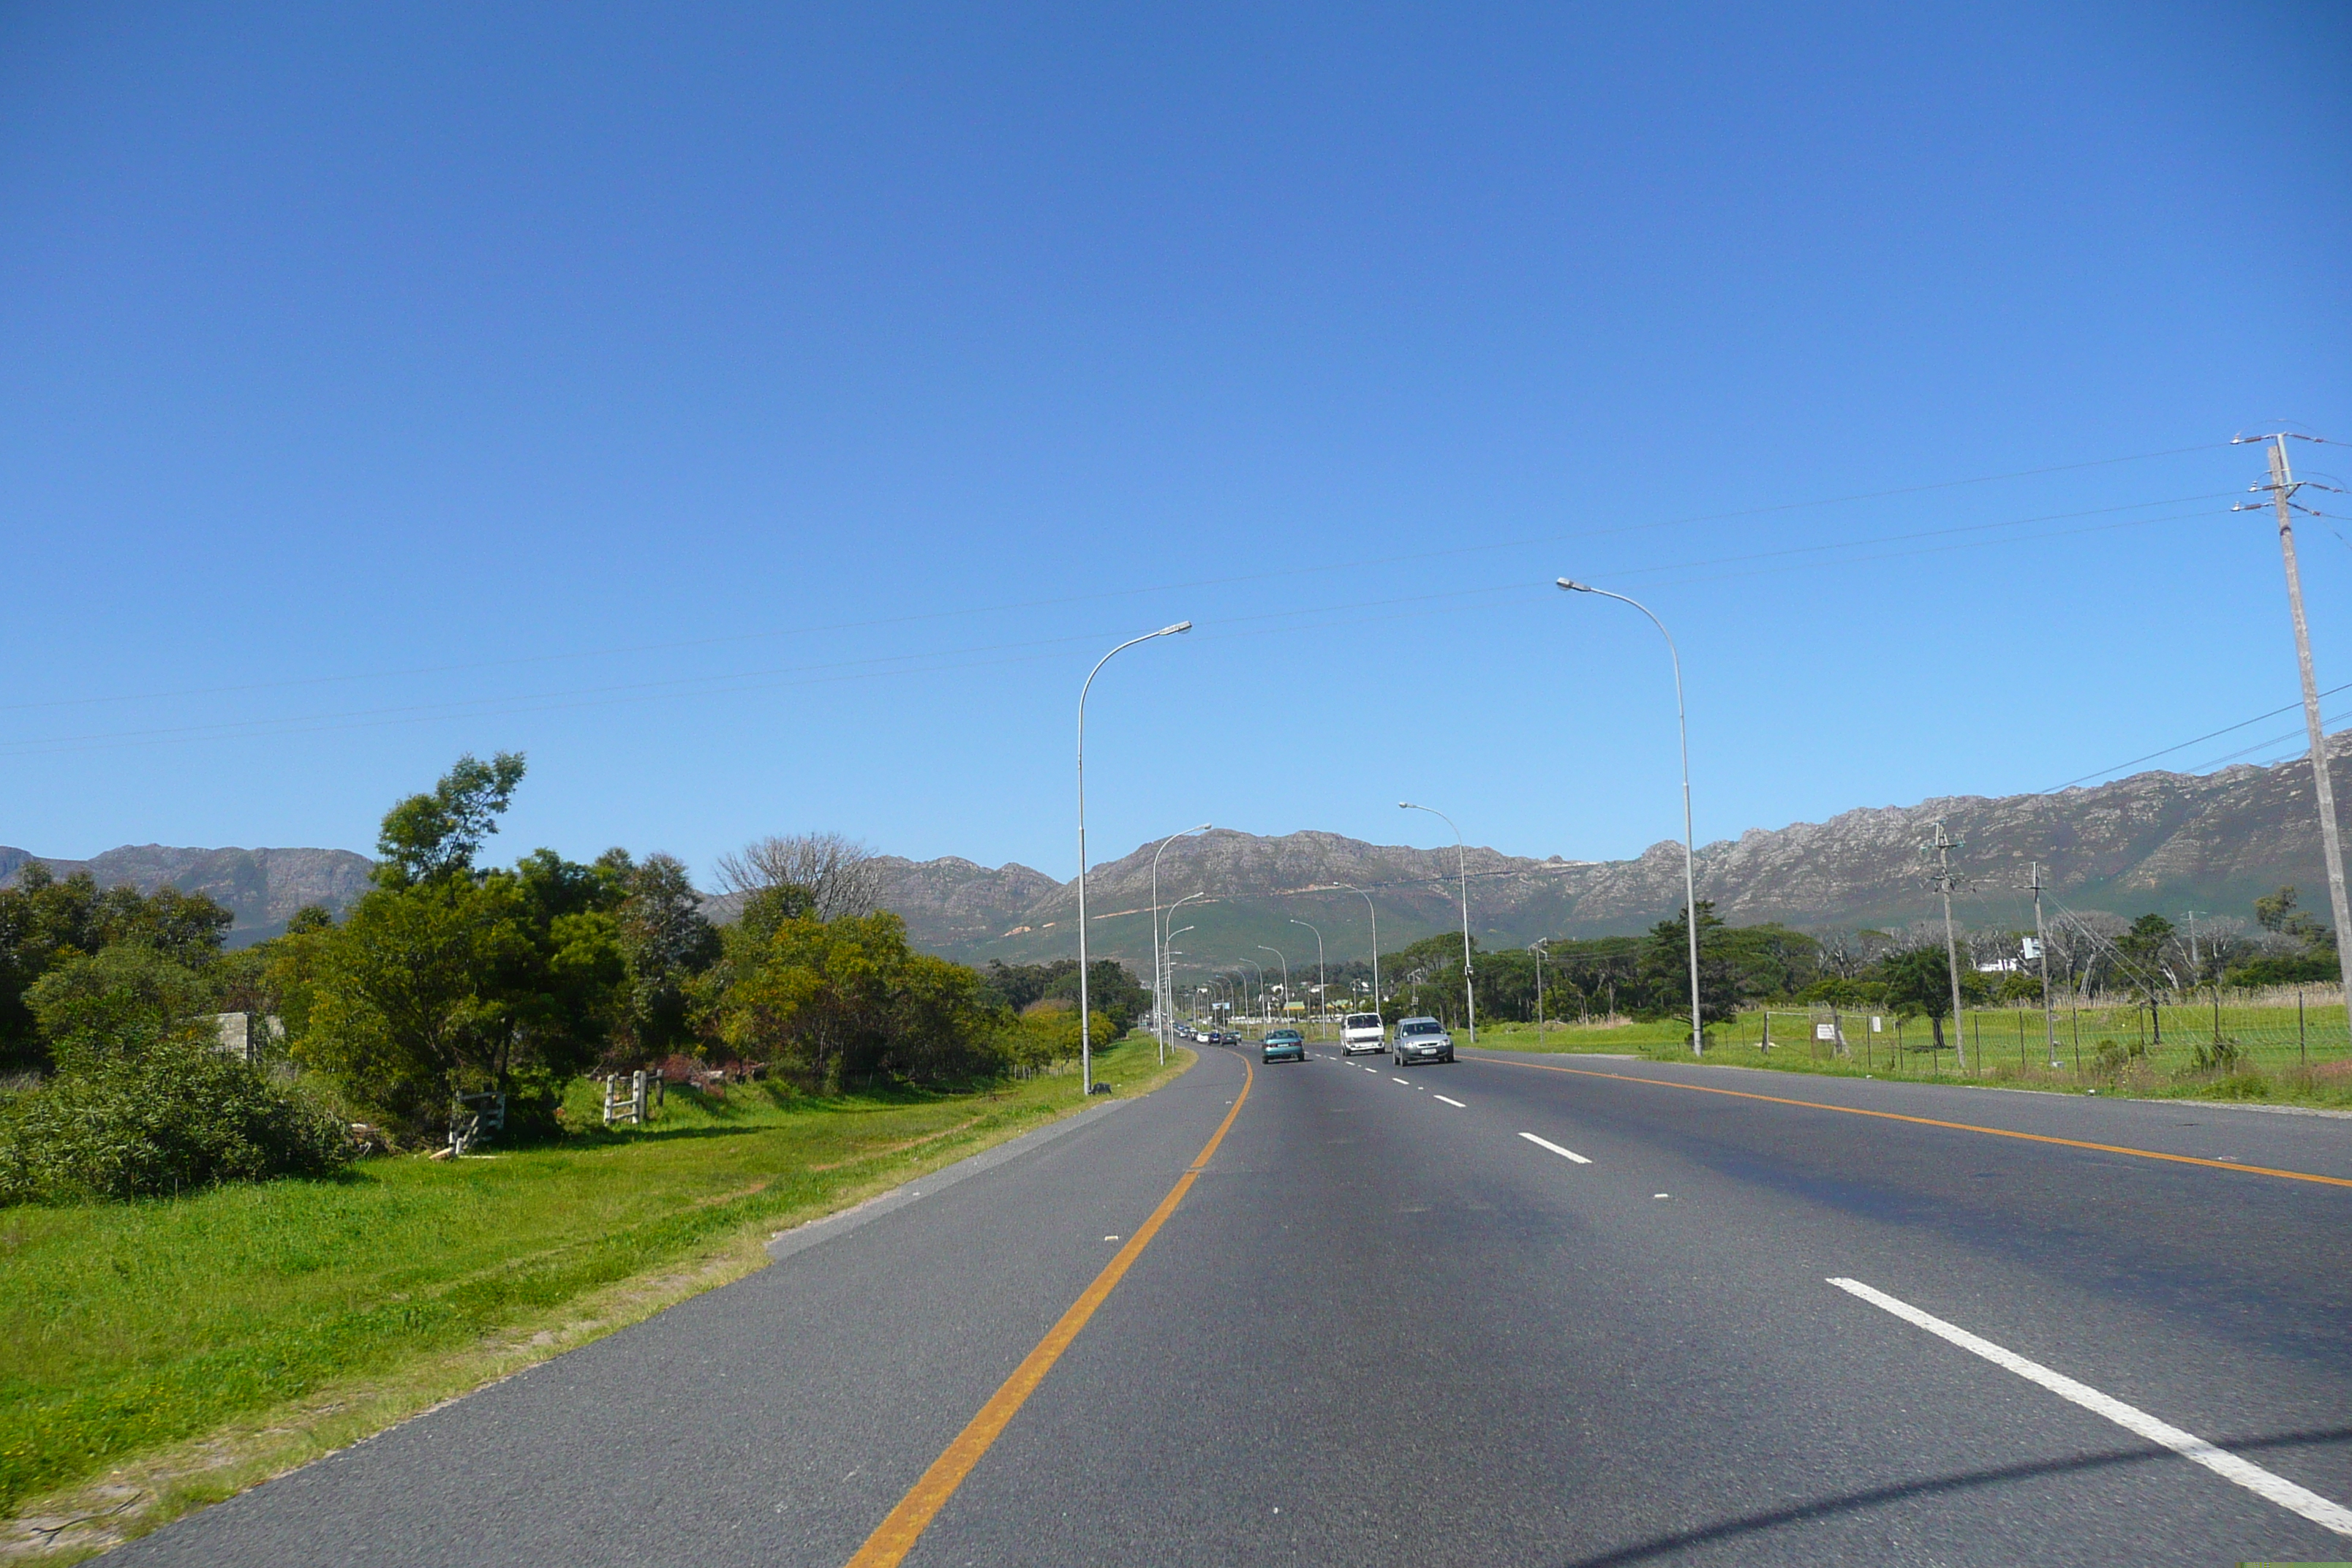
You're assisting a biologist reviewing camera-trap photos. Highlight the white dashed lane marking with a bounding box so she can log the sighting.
[1519,1131,1591,1164]
[1829,1277,2352,1537]
[1433,1095,1466,1108]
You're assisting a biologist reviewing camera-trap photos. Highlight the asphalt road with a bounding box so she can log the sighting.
[115,1044,2352,1567]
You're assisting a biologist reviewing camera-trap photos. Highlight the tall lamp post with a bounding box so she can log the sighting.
[1158,889,1208,1061]
[1148,825,1211,1059]
[1257,945,1289,1028]
[1341,885,1383,1030]
[1238,959,1264,1024]
[1289,917,1326,1039]
[1077,622,1192,1095]
[1400,802,1478,1045]
[1558,578,1703,1057]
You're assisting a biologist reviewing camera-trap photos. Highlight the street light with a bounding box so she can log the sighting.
[1256,945,1289,1027]
[1148,824,1211,1063]
[1077,622,1192,1095]
[1161,890,1207,1058]
[1237,958,1264,1023]
[1339,885,1383,1033]
[1289,917,1326,1039]
[1558,578,1703,1058]
[1400,802,1478,1046]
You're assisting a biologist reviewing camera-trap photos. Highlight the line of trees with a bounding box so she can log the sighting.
[1,755,1150,1199]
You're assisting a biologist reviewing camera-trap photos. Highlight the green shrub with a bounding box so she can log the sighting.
[2185,1036,2244,1074]
[0,1043,354,1205]
[2091,1038,2146,1073]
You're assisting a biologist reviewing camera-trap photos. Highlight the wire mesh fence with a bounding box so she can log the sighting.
[1727,987,2352,1082]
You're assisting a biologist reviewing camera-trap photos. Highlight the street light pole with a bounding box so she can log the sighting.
[1076,622,1192,1096]
[1158,889,1208,1064]
[1149,824,1211,1064]
[1341,885,1382,1031]
[1257,945,1289,1028]
[1238,959,1264,1025]
[1558,579,1703,1058]
[1400,802,1478,1045]
[1289,917,1325,1039]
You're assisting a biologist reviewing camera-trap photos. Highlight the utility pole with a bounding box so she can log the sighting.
[2237,431,2352,1011]
[1923,820,1970,1071]
[1533,937,1550,1052]
[2031,862,2059,1068]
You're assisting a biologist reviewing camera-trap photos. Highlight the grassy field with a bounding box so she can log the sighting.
[0,1038,1188,1560]
[1473,1009,2352,1108]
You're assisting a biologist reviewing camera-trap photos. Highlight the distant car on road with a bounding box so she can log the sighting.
[1393,1016,1454,1066]
[1213,1030,1240,1046]
[1261,1028,1306,1063]
[1340,1012,1385,1055]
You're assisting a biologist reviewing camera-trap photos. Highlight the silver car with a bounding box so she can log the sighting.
[1393,1016,1455,1066]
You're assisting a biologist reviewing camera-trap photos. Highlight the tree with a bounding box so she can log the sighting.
[713,832,881,921]
[1880,944,1961,1052]
[24,944,216,1073]
[709,908,1001,1090]
[609,851,720,1059]
[0,864,234,1072]
[373,751,527,889]
[1637,901,1738,1037]
[298,758,625,1136]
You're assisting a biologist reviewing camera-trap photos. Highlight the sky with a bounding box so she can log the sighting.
[2,1,2349,889]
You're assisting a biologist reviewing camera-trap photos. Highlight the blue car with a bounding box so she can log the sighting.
[1261,1028,1306,1063]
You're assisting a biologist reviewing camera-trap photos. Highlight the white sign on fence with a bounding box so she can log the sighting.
[1871,1016,1883,1032]
[1815,1023,1839,1042]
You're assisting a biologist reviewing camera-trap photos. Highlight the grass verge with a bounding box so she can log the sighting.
[0,1038,1192,1563]
[1474,1021,2352,1109]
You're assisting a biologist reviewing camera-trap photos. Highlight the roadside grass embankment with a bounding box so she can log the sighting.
[0,1037,1190,1563]
[1472,1011,2352,1109]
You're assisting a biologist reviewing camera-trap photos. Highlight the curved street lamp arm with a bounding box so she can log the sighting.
[1559,578,1702,1057]
[1075,622,1193,1094]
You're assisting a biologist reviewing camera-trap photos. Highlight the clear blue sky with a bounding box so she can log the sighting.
[3,1,2348,887]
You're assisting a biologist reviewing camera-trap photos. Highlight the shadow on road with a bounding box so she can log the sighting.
[1554,1425,2352,1566]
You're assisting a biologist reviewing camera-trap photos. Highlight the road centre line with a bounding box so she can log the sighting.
[1433,1095,1466,1108]
[1469,1055,2352,1191]
[1520,1131,1591,1164]
[1828,1277,2352,1537]
[843,1054,1256,1568]
[1394,1077,1411,1085]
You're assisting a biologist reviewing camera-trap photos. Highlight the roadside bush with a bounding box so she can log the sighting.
[2091,1038,2146,1074]
[2184,1036,2245,1074]
[24,945,216,1073]
[0,1042,354,1205]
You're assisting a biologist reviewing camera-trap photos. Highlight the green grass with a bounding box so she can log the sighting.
[1474,1009,2352,1109]
[0,1039,1187,1549]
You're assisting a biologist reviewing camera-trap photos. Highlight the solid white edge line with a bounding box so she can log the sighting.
[1433,1095,1466,1108]
[1518,1131,1591,1164]
[1827,1277,2352,1538]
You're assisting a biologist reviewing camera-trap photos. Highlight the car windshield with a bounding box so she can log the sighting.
[1343,1014,1380,1028]
[1403,1021,1444,1035]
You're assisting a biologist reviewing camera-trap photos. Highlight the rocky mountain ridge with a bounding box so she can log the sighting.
[12,736,2350,966]
[0,845,374,945]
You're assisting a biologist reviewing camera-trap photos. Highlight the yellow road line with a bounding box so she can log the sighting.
[1466,1054,2352,1191]
[844,1054,1256,1568]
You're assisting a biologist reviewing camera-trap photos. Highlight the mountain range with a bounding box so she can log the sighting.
[10,735,2352,966]
[0,845,374,945]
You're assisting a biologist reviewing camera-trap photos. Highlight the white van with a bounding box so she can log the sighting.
[1340,1012,1386,1055]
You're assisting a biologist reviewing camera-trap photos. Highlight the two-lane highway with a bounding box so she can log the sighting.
[116,1044,2352,1566]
